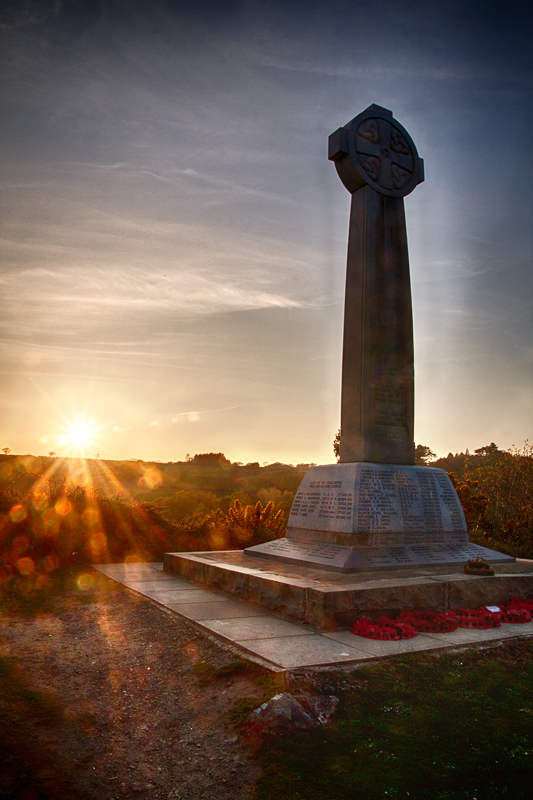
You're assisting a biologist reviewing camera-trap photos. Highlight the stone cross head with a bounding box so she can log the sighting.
[329,104,424,198]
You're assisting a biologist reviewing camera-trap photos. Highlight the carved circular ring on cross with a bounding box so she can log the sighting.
[329,104,424,198]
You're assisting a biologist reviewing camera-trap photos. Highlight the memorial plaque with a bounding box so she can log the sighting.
[286,463,467,537]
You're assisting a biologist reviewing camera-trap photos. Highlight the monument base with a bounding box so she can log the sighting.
[244,461,514,572]
[163,551,533,630]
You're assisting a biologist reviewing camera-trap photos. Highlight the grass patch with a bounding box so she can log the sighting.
[253,641,533,800]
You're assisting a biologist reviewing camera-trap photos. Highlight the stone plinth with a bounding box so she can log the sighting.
[164,551,533,630]
[245,537,513,573]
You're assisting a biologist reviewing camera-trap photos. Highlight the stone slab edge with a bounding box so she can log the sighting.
[245,538,514,573]
[163,552,533,630]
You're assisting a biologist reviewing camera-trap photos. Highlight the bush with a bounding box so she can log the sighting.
[225,499,285,546]
[0,481,174,590]
[448,472,489,532]
[452,442,533,558]
[0,477,287,595]
[169,499,286,551]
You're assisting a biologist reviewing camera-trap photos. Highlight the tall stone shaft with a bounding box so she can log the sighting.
[329,103,424,466]
[340,187,414,464]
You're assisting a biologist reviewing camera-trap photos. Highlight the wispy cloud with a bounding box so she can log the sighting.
[169,405,240,420]
[0,0,531,462]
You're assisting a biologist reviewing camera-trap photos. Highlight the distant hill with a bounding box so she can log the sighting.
[0,451,315,500]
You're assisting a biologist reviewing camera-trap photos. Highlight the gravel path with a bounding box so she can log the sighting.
[0,571,266,800]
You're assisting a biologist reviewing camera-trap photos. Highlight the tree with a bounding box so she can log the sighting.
[2,447,11,455]
[192,452,231,467]
[414,444,436,465]
[474,442,499,457]
[48,451,56,458]
[466,441,532,537]
[333,429,341,461]
[334,431,435,466]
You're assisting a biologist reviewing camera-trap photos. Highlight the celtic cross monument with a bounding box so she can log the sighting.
[329,104,423,465]
[245,104,513,572]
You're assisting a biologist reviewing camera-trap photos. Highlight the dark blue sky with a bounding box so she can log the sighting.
[1,0,531,462]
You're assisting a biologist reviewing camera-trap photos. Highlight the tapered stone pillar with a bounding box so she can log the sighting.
[340,188,414,463]
[329,104,423,465]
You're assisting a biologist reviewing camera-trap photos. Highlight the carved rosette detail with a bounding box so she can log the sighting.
[355,119,415,192]
[359,155,380,181]
[357,119,379,143]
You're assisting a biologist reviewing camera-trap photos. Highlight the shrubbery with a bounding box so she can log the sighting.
[0,476,286,596]
[0,481,171,591]
[450,442,533,558]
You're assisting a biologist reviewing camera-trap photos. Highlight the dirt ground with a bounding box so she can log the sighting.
[0,570,275,800]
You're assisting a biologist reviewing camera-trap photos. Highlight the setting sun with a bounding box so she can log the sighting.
[62,417,99,453]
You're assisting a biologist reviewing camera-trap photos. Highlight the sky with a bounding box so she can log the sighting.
[1,0,532,466]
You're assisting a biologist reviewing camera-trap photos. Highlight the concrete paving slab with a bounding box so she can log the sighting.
[498,623,533,638]
[161,600,257,621]
[163,599,266,620]
[129,586,226,603]
[200,616,314,641]
[95,562,163,571]
[238,634,371,669]
[121,580,202,594]
[423,624,533,645]
[322,629,447,656]
[96,566,175,582]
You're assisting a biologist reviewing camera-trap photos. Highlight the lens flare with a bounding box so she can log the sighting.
[17,557,34,576]
[77,572,94,591]
[9,504,27,523]
[55,497,72,516]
